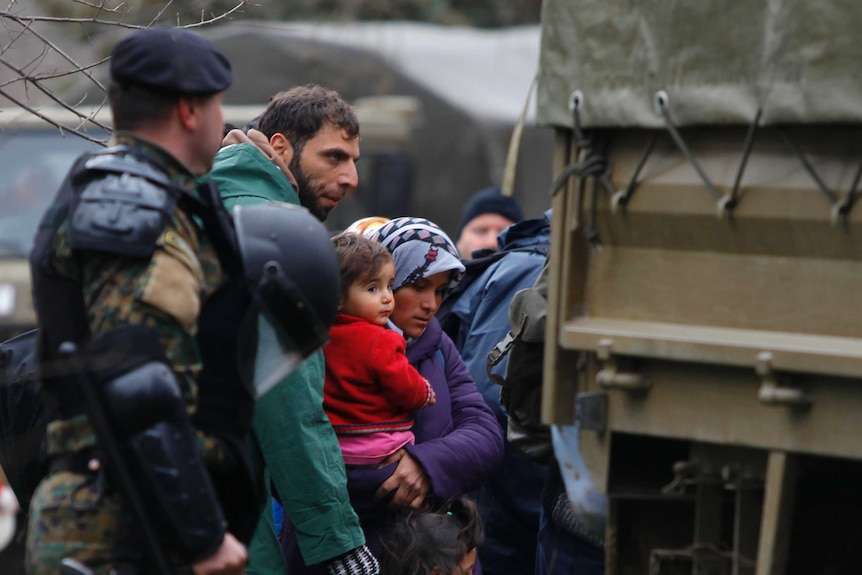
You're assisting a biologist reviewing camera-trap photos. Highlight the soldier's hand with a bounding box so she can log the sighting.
[191,533,248,575]
[221,128,298,189]
[375,449,430,509]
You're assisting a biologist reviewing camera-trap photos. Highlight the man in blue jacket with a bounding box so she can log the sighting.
[448,212,551,575]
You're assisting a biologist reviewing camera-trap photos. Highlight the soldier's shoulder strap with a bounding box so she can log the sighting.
[66,145,182,259]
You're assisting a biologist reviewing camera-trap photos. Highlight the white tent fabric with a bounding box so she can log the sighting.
[207,21,541,124]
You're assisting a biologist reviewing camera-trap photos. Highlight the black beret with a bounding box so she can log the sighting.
[110,26,232,95]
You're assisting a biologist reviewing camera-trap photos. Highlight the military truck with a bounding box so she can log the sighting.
[538,2,862,574]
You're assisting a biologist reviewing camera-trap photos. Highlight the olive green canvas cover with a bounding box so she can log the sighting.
[537,0,862,129]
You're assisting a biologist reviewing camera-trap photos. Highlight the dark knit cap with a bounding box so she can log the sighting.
[458,187,524,236]
[110,26,232,95]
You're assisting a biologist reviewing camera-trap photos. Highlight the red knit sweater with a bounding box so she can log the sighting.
[323,314,434,434]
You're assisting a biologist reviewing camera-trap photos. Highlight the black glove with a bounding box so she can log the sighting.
[325,545,380,575]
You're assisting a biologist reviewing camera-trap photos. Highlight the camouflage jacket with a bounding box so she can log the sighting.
[46,133,225,456]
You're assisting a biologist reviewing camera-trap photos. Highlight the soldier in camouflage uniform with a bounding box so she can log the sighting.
[25,27,247,575]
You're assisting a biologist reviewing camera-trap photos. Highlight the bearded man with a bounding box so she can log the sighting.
[208,85,376,575]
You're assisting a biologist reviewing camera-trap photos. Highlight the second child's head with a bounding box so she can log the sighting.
[380,497,484,575]
[332,232,395,326]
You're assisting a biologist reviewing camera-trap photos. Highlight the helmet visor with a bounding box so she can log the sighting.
[236,303,311,400]
[249,312,306,399]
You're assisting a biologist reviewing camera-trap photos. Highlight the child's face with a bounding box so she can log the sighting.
[456,548,477,575]
[341,261,395,326]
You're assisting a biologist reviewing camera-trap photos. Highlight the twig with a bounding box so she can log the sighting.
[0,87,108,145]
[0,12,107,91]
[0,0,248,141]
[150,0,175,27]
[72,0,126,14]
[185,1,247,27]
[0,11,145,30]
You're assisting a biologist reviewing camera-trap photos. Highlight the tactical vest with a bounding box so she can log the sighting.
[28,144,262,543]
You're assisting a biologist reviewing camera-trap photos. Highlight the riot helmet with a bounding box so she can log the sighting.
[233,202,339,395]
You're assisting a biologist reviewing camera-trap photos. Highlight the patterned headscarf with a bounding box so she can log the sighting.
[370,217,465,293]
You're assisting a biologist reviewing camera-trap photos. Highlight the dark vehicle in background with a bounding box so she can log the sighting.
[0,109,103,341]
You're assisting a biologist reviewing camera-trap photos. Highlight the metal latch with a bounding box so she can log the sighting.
[755,351,813,408]
[595,338,649,392]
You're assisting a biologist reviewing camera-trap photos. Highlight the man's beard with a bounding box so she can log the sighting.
[290,156,329,222]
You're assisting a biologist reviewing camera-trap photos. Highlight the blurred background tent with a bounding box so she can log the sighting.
[198,21,553,235]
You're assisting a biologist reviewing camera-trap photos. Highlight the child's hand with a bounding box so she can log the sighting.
[422,379,436,407]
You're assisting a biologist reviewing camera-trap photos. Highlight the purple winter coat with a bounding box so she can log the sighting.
[282,318,503,571]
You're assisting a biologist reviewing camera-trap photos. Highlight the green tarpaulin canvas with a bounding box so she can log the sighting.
[537,0,862,128]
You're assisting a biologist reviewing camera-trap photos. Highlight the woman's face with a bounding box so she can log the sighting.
[390,270,450,339]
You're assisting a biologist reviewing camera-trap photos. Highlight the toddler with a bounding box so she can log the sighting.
[324,232,436,466]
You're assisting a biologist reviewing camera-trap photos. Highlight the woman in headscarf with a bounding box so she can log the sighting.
[282,217,503,574]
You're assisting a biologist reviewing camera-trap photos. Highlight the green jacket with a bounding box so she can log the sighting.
[208,144,365,573]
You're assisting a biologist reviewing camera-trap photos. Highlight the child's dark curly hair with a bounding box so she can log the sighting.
[379,497,484,575]
[331,231,394,304]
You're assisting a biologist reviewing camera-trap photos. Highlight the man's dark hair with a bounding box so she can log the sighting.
[257,84,359,160]
[331,232,392,303]
[108,82,180,131]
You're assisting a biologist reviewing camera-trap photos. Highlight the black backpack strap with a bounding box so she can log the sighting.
[181,180,242,278]
[486,328,520,386]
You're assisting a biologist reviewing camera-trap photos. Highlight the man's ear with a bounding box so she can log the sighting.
[176,96,205,131]
[176,97,198,131]
[429,567,442,575]
[270,133,294,167]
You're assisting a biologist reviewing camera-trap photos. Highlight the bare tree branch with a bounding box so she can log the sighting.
[150,0,174,27]
[0,2,230,30]
[0,0,247,144]
[72,0,125,14]
[0,14,144,30]
[1,10,107,90]
[185,1,247,28]
[0,86,107,145]
[0,50,112,129]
